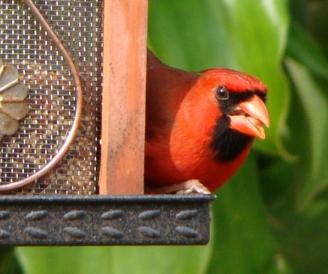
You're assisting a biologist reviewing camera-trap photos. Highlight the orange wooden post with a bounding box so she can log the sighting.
[99,0,148,195]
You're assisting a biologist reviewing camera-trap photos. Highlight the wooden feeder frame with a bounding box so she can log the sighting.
[0,0,213,245]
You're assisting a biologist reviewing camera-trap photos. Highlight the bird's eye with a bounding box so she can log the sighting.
[216,86,229,100]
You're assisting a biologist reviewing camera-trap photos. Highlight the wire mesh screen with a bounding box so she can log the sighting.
[0,0,103,194]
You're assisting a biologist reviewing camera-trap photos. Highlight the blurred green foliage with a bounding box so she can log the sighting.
[6,0,328,273]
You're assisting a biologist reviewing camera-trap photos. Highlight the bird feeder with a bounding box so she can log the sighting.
[0,0,213,245]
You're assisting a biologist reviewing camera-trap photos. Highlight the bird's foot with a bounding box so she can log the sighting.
[176,180,211,195]
[146,179,211,195]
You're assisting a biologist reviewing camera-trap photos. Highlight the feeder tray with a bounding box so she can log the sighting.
[0,0,213,245]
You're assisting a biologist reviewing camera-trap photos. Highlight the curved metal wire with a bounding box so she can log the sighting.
[0,0,83,192]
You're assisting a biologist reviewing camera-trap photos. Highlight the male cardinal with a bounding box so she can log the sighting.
[145,51,269,194]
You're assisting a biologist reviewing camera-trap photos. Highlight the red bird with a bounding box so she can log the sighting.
[145,51,269,194]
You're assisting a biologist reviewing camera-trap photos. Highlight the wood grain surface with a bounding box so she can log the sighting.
[99,0,148,194]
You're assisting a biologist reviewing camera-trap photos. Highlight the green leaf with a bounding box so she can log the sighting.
[273,207,328,274]
[289,0,308,26]
[258,156,294,210]
[110,246,211,274]
[287,23,328,79]
[306,0,328,52]
[148,0,291,158]
[148,0,234,69]
[0,247,22,274]
[207,154,292,274]
[285,58,328,209]
[16,245,211,274]
[16,247,114,274]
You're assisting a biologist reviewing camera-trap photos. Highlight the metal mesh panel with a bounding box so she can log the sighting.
[0,0,103,194]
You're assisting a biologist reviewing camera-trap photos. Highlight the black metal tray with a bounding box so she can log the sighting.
[0,195,214,245]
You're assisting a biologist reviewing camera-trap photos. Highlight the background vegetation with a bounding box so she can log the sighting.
[2,0,328,273]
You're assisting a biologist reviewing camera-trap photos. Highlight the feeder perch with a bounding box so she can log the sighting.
[0,0,213,245]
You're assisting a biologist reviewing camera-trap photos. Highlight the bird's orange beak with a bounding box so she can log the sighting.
[229,95,270,139]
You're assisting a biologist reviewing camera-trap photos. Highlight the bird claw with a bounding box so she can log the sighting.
[175,180,211,195]
[146,179,211,195]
